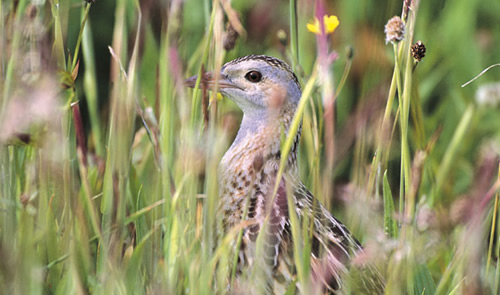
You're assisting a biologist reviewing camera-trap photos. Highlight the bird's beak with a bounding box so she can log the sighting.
[185,72,242,90]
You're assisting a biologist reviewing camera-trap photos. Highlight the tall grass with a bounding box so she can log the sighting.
[1,0,500,294]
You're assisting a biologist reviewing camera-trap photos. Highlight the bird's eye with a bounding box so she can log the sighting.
[245,71,262,83]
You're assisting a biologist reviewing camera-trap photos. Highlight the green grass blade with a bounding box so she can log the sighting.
[383,170,398,238]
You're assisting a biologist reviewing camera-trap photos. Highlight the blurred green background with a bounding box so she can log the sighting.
[1,0,500,293]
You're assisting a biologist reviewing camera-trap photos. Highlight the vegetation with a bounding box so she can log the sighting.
[1,0,499,294]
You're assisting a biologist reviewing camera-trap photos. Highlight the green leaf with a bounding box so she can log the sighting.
[383,170,398,238]
[412,263,437,295]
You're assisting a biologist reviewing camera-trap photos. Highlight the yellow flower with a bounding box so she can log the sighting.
[307,15,340,35]
[324,15,340,33]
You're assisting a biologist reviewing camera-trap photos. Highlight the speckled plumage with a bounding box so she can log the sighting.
[186,55,384,294]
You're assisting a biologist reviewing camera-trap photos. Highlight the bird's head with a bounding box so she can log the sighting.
[186,55,301,118]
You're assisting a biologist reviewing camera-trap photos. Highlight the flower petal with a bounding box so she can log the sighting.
[324,15,339,34]
[307,18,321,34]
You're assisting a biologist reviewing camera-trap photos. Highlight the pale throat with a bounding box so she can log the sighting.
[219,106,297,181]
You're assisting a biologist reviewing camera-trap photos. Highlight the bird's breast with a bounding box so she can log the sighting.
[218,139,281,230]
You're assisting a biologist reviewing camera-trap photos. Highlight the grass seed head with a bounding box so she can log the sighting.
[223,19,240,51]
[411,40,426,62]
[384,16,405,44]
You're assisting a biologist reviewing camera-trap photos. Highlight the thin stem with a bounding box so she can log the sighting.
[230,194,250,287]
[190,2,217,129]
[71,3,92,71]
[1,0,29,113]
[392,42,405,219]
[486,185,499,276]
[270,65,318,205]
[368,68,397,197]
[495,163,500,292]
[335,54,352,97]
[289,0,299,69]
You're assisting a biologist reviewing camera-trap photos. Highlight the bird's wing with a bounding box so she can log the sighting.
[290,179,385,293]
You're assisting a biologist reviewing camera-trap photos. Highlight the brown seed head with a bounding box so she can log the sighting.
[384,16,405,44]
[223,21,240,51]
[411,41,426,62]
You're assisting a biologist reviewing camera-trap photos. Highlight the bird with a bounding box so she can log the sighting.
[186,55,384,294]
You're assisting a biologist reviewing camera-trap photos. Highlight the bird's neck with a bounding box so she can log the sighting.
[233,112,287,150]
[222,108,299,175]
[217,108,300,230]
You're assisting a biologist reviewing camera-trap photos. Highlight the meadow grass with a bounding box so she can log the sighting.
[1,0,500,294]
